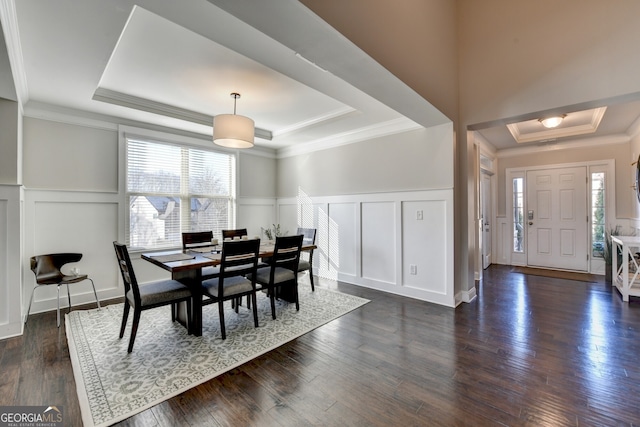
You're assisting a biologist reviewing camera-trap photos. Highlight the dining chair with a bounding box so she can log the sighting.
[181,231,219,280]
[200,239,261,339]
[222,228,248,240]
[113,242,193,353]
[182,230,214,249]
[26,253,101,327]
[296,227,317,291]
[251,234,304,319]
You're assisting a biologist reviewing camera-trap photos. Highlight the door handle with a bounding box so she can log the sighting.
[528,221,533,226]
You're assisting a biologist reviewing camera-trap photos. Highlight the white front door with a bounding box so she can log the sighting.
[481,172,492,269]
[526,167,588,271]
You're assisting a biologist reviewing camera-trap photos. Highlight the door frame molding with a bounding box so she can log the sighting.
[505,159,615,272]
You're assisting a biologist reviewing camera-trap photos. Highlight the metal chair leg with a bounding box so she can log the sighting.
[24,285,38,324]
[57,285,61,328]
[88,278,101,308]
[66,283,72,315]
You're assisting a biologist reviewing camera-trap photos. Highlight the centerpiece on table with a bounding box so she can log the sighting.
[261,224,287,244]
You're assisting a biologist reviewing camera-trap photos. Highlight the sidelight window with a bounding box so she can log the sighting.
[513,177,524,253]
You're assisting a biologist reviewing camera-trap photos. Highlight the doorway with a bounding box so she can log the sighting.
[480,171,492,269]
[526,166,588,271]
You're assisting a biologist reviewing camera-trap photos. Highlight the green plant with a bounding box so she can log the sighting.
[604,225,622,265]
[261,224,286,240]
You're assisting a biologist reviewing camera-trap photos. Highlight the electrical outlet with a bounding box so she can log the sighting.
[410,264,417,275]
[416,210,423,220]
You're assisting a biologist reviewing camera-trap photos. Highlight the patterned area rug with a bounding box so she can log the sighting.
[66,286,369,427]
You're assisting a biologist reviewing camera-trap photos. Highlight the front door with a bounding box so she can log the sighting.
[526,167,588,271]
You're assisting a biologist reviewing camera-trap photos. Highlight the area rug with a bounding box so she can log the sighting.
[65,286,369,427]
[512,266,603,283]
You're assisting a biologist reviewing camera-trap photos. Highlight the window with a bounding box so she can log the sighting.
[126,137,235,250]
[513,177,524,252]
[591,172,605,258]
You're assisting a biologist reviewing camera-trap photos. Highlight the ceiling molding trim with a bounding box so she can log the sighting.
[24,102,119,131]
[119,123,276,159]
[496,133,629,159]
[506,107,607,144]
[92,88,273,141]
[271,105,357,138]
[277,117,422,159]
[0,0,28,105]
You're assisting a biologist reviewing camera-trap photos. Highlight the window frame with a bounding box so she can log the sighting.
[118,125,238,252]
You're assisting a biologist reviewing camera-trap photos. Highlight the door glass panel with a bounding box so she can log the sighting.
[513,178,524,252]
[591,172,605,258]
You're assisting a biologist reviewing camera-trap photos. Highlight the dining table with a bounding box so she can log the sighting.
[141,239,316,336]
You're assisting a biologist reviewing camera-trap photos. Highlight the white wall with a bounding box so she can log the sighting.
[276,189,456,306]
[275,123,458,306]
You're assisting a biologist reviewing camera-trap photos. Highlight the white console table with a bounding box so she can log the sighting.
[611,235,640,302]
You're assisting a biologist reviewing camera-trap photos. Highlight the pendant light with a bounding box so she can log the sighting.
[213,93,255,148]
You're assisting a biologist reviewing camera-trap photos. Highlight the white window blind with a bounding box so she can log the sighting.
[126,137,235,251]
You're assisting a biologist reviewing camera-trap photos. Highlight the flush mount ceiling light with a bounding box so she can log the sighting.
[539,114,567,129]
[213,93,255,149]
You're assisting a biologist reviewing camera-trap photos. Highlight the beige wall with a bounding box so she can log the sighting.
[238,152,276,198]
[497,142,630,218]
[300,0,459,124]
[277,125,453,198]
[459,0,640,126]
[23,118,118,192]
[0,99,21,185]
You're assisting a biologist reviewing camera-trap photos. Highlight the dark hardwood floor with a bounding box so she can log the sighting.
[2,265,640,426]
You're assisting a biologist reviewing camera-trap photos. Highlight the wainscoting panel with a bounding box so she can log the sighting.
[362,201,396,284]
[402,200,448,294]
[327,202,358,278]
[276,189,455,307]
[0,185,23,339]
[24,191,122,317]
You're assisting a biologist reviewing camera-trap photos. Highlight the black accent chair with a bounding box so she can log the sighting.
[200,239,261,339]
[296,227,317,291]
[222,228,248,240]
[113,242,193,353]
[26,253,101,327]
[251,234,304,319]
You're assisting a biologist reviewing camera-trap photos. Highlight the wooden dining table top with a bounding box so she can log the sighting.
[141,241,316,273]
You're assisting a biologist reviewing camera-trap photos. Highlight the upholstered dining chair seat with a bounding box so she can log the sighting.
[126,280,192,307]
[250,267,297,285]
[113,242,193,353]
[297,260,311,272]
[202,275,254,298]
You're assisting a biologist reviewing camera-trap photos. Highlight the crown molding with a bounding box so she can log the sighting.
[92,88,273,141]
[0,0,28,105]
[271,105,356,138]
[496,133,629,158]
[276,117,422,158]
[506,107,607,144]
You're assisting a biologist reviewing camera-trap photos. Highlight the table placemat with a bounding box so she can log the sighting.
[202,253,221,260]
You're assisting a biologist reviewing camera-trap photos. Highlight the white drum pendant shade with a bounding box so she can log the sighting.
[213,114,255,148]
